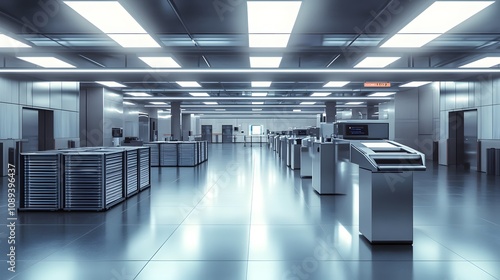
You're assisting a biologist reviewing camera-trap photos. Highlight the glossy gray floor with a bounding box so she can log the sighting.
[1,144,500,280]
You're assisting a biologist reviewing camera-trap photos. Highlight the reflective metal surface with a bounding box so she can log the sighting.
[0,144,499,279]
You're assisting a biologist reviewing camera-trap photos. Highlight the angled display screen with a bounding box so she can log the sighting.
[346,125,368,136]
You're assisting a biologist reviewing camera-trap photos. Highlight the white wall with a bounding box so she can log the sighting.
[199,116,317,134]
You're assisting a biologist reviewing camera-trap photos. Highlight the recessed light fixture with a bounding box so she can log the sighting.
[215,109,225,111]
[249,34,291,48]
[354,57,401,68]
[460,57,500,68]
[96,81,126,87]
[176,81,202,87]
[249,56,282,68]
[252,108,262,111]
[251,92,268,97]
[204,102,218,105]
[400,81,432,87]
[64,1,160,48]
[17,57,75,68]
[150,102,167,105]
[123,101,135,105]
[247,1,302,48]
[139,56,181,68]
[125,92,151,96]
[300,102,316,105]
[251,81,272,87]
[189,92,210,97]
[252,102,264,105]
[367,92,396,97]
[381,1,494,48]
[345,102,364,105]
[310,92,331,97]
[293,109,302,112]
[323,81,349,87]
[0,34,30,48]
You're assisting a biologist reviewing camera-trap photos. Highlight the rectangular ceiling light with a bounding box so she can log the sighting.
[252,108,262,111]
[300,102,316,105]
[247,1,302,48]
[107,34,160,48]
[310,92,331,97]
[123,101,135,105]
[247,1,302,33]
[252,92,268,97]
[400,81,432,87]
[367,92,396,97]
[215,109,225,111]
[251,81,272,87]
[381,34,441,48]
[125,92,151,96]
[176,81,202,87]
[248,34,291,48]
[252,102,264,105]
[17,57,75,68]
[96,81,126,87]
[293,109,302,112]
[204,102,218,105]
[64,1,160,48]
[460,57,500,68]
[150,102,167,105]
[345,102,364,105]
[323,81,349,87]
[381,1,494,48]
[189,92,210,97]
[139,56,181,68]
[250,57,282,68]
[0,34,30,48]
[354,57,401,68]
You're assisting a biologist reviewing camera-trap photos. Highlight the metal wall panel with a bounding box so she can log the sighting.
[443,82,456,110]
[479,105,493,139]
[494,79,500,105]
[493,105,500,139]
[50,82,62,109]
[0,103,20,139]
[32,82,50,108]
[54,111,78,138]
[103,89,124,146]
[394,120,419,149]
[440,111,448,140]
[455,82,469,109]
[479,80,493,106]
[19,82,28,105]
[62,82,79,112]
[418,88,433,135]
[85,88,104,147]
[468,82,476,108]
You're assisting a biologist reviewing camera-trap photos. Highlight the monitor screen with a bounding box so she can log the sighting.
[346,125,368,136]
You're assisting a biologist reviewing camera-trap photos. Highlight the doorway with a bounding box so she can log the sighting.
[222,125,233,143]
[448,110,478,170]
[201,125,212,143]
[22,108,54,152]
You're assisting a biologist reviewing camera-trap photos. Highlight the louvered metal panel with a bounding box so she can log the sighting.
[145,143,159,166]
[160,142,178,166]
[178,142,197,166]
[139,147,151,190]
[20,153,61,210]
[125,149,139,197]
[63,150,124,210]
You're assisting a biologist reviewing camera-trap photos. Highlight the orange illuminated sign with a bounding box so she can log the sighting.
[364,82,391,87]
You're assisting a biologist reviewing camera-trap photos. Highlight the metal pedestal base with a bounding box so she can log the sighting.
[359,168,413,244]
